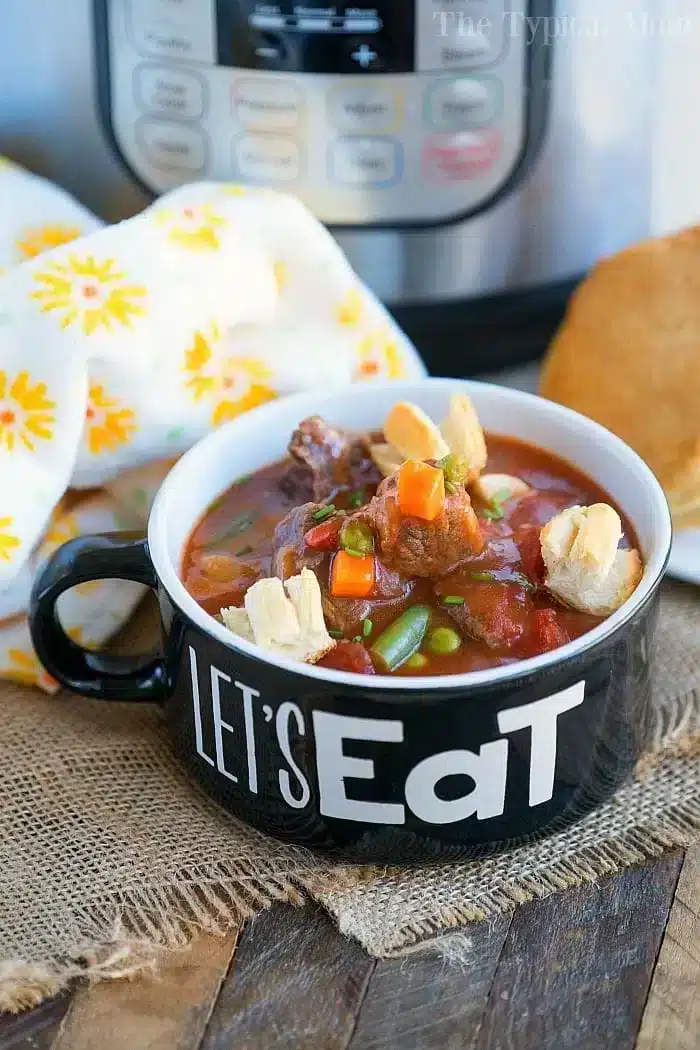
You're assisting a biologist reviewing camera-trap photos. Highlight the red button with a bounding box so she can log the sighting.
[422,130,500,182]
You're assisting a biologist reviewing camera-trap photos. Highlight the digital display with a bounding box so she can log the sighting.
[217,1,416,73]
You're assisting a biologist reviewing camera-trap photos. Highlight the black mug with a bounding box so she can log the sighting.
[30,380,672,862]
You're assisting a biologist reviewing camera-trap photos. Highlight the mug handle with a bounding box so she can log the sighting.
[30,533,168,702]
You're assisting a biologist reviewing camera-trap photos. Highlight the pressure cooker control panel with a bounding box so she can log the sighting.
[98,0,548,226]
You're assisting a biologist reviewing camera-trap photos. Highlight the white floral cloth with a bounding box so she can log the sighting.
[0,160,425,691]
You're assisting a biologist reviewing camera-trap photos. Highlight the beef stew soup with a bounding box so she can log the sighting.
[182,400,642,678]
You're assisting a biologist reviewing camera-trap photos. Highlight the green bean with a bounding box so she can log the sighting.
[370,605,431,673]
[341,520,374,555]
[427,626,462,655]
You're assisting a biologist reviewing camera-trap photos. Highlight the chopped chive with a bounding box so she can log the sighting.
[347,490,364,508]
[352,635,363,643]
[445,480,457,495]
[205,512,257,547]
[329,629,344,639]
[442,595,465,606]
[512,571,537,592]
[236,544,253,556]
[237,473,253,485]
[362,617,373,638]
[479,504,504,521]
[471,571,498,582]
[312,504,336,522]
[343,547,367,558]
[493,488,512,503]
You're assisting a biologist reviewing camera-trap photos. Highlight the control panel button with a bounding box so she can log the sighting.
[342,37,387,73]
[137,119,206,171]
[233,134,300,182]
[330,85,399,133]
[423,130,501,182]
[233,79,301,130]
[426,76,501,131]
[416,0,506,71]
[330,137,401,187]
[249,32,290,69]
[135,65,205,120]
[128,0,215,64]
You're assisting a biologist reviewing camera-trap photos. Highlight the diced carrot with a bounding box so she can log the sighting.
[330,550,375,598]
[397,460,445,522]
[304,517,343,550]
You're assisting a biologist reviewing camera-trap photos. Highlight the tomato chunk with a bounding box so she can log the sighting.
[318,641,376,675]
[304,516,343,550]
[514,524,545,585]
[534,608,569,652]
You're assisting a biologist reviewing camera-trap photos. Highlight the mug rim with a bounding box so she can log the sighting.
[148,378,673,693]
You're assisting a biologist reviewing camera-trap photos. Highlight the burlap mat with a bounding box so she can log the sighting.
[1,582,699,1012]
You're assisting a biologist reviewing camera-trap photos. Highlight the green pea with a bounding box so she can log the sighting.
[341,520,374,555]
[427,626,462,655]
[405,652,429,670]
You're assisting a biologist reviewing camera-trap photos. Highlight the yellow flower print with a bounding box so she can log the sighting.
[156,203,225,250]
[0,516,20,562]
[2,648,58,692]
[31,255,147,334]
[183,323,277,427]
[40,507,80,555]
[355,331,407,381]
[337,287,364,327]
[0,370,55,452]
[85,383,137,455]
[16,223,81,260]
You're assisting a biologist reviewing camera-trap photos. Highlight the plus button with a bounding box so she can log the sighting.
[351,43,378,68]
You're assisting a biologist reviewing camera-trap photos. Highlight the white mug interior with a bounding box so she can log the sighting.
[149,378,672,691]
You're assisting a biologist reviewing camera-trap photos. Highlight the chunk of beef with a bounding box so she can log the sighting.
[322,560,414,637]
[272,504,413,636]
[285,416,357,502]
[351,475,484,578]
[435,575,532,649]
[271,503,325,580]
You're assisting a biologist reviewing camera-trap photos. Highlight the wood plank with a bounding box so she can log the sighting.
[200,904,374,1050]
[475,853,683,1050]
[636,844,700,1050]
[0,992,72,1050]
[348,916,512,1050]
[49,932,238,1050]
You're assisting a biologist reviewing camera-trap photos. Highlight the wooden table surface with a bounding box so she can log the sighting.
[1,845,697,1050]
